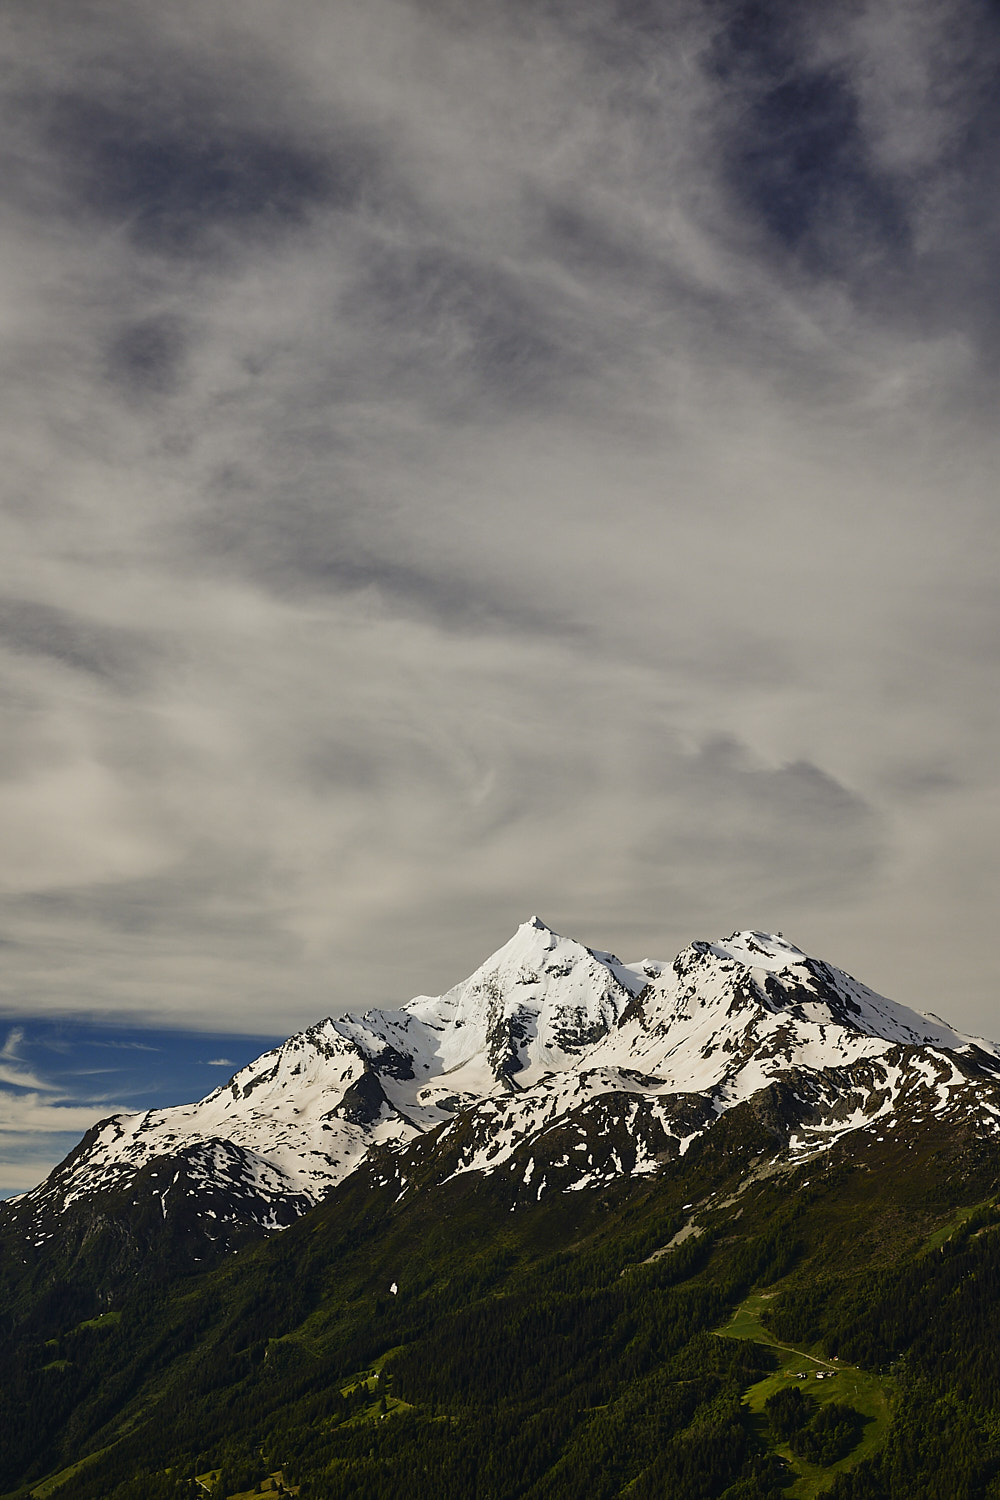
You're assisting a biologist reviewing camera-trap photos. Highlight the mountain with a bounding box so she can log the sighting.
[6,919,1000,1274]
[4,922,1000,1500]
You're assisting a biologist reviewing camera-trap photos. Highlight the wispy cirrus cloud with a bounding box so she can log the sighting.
[0,1144,84,1196]
[0,1026,62,1092]
[0,1092,124,1135]
[1,1027,24,1060]
[0,1026,127,1132]
[0,1019,282,1192]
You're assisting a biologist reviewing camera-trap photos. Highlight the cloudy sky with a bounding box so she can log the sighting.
[1,0,998,1190]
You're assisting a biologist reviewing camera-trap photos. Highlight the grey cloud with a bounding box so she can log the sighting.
[104,315,188,399]
[786,1,1000,355]
[350,240,609,413]
[0,0,996,1048]
[21,2,382,258]
[47,94,347,255]
[0,599,157,691]
[723,59,910,274]
[12,861,296,951]
[705,6,890,252]
[191,489,585,639]
[631,736,883,908]
[876,761,960,799]
[0,1137,87,1194]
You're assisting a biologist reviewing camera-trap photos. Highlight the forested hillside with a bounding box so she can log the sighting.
[4,1099,1000,1500]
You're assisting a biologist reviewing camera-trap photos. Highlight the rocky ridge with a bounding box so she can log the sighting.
[6,919,1000,1253]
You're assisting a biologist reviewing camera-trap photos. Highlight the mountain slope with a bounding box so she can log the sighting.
[6,921,1000,1264]
[6,1085,1000,1500]
[3,921,1000,1499]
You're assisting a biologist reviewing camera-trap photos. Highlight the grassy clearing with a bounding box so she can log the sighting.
[336,1343,409,1396]
[919,1202,980,1256]
[719,1290,787,1347]
[717,1291,893,1498]
[71,1310,122,1334]
[336,1373,414,1425]
[23,1447,112,1499]
[342,1392,415,1427]
[338,1365,378,1396]
[195,1469,298,1498]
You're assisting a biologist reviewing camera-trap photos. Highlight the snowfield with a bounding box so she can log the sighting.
[12,920,1000,1239]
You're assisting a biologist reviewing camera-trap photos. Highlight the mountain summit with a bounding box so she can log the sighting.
[7,923,1000,1258]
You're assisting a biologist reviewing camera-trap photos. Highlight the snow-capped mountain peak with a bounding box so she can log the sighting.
[666,930,970,1048]
[9,921,1000,1255]
[401,915,642,1088]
